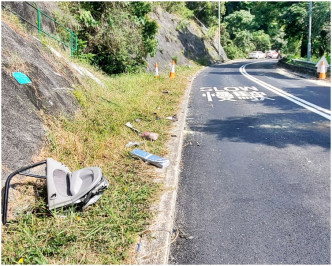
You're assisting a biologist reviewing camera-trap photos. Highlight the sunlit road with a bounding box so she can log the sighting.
[169,60,330,264]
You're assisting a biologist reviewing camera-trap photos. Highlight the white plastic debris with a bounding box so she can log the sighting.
[125,122,141,133]
[126,141,142,148]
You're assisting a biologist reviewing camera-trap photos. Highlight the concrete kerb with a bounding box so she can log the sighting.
[135,67,205,264]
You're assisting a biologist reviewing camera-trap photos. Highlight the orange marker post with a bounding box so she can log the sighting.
[319,61,326,80]
[154,62,159,78]
[169,60,176,78]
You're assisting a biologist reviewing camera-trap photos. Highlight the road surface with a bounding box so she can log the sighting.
[169,60,330,264]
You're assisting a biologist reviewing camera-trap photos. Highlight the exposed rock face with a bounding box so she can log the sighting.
[146,7,228,73]
[1,3,229,179]
[2,1,58,34]
[1,21,78,179]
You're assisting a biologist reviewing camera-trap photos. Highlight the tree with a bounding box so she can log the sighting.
[186,1,225,27]
[233,30,254,53]
[223,10,255,39]
[62,2,158,74]
[252,30,271,51]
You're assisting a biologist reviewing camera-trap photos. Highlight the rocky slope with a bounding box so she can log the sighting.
[1,2,228,180]
[147,6,228,72]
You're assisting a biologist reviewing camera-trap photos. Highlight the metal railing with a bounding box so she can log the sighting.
[292,59,330,71]
[1,2,77,57]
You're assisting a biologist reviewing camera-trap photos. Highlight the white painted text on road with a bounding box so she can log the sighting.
[200,86,273,102]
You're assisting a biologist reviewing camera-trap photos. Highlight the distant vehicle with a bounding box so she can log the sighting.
[266,50,280,59]
[248,51,266,59]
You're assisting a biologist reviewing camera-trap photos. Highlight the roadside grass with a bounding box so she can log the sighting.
[1,64,201,264]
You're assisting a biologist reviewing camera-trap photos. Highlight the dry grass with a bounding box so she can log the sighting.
[1,63,201,264]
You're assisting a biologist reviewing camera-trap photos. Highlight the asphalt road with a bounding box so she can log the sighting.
[169,60,330,264]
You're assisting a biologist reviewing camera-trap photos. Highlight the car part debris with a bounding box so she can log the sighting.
[141,131,159,141]
[126,141,142,147]
[126,122,158,140]
[130,148,169,168]
[2,158,109,225]
[125,122,141,133]
[165,114,178,121]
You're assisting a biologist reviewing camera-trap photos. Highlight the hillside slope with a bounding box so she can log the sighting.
[1,20,80,179]
[146,6,228,72]
[2,2,227,181]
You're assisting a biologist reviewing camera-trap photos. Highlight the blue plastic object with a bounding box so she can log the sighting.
[12,72,32,84]
[131,148,169,168]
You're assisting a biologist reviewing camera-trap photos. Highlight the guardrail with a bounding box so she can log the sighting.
[1,2,77,57]
[291,59,330,71]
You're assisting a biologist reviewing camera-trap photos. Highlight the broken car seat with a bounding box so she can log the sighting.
[2,158,109,225]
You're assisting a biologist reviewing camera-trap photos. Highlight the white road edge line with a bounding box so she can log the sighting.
[239,62,331,120]
[241,63,331,115]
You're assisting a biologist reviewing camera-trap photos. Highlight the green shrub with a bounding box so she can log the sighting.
[57,2,158,74]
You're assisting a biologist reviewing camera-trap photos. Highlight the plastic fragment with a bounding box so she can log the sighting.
[126,141,142,147]
[125,122,141,133]
[12,72,31,84]
[130,148,169,168]
[165,114,178,121]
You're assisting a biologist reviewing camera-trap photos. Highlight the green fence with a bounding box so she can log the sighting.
[2,2,77,57]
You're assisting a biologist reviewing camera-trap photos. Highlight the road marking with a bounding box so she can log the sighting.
[200,86,273,102]
[239,62,331,120]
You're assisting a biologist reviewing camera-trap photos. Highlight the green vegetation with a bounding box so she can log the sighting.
[1,61,201,264]
[166,1,330,60]
[55,2,158,74]
[55,1,330,68]
[221,1,331,59]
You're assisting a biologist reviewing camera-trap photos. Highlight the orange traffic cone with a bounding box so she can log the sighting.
[169,60,176,78]
[319,61,326,79]
[154,62,159,78]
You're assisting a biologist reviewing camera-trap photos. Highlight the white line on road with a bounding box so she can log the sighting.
[239,62,331,120]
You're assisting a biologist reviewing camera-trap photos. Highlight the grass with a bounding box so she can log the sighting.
[1,60,201,264]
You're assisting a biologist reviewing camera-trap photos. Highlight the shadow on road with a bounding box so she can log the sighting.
[188,111,330,149]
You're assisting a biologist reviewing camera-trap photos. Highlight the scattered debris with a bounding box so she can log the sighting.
[135,118,141,123]
[12,72,31,84]
[2,158,109,225]
[125,122,141,134]
[125,141,142,148]
[142,131,159,141]
[162,90,169,94]
[165,114,178,121]
[130,149,169,168]
[125,122,158,141]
